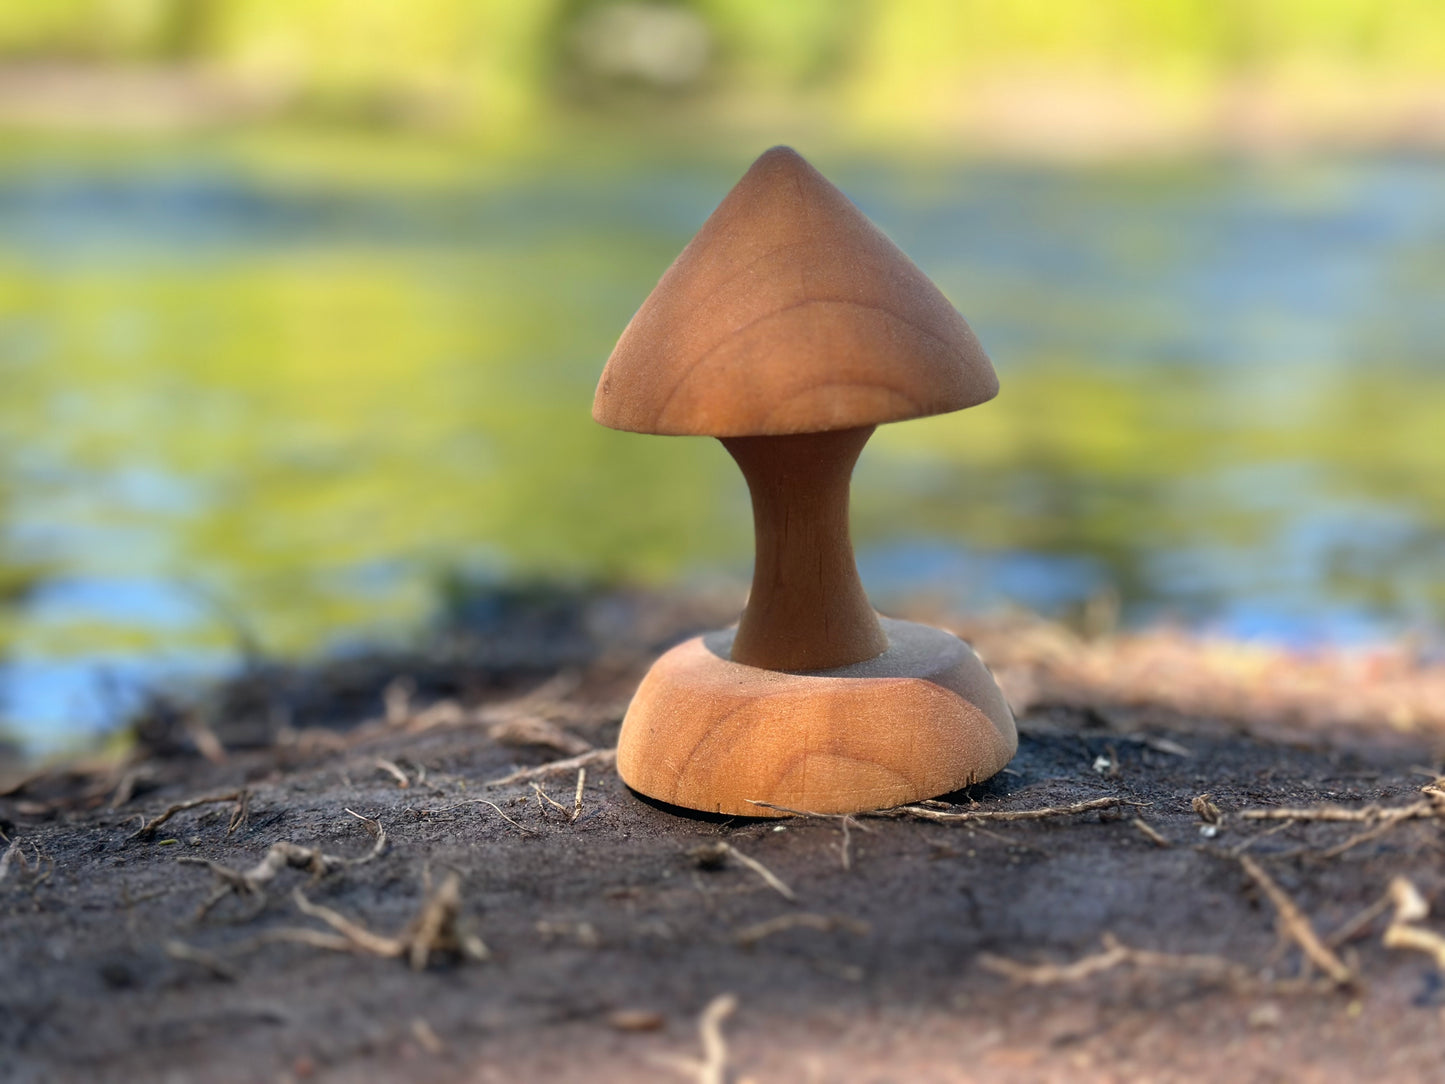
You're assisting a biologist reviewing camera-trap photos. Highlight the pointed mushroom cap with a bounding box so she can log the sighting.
[593,146,999,437]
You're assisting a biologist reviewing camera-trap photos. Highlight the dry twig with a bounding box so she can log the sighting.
[609,1009,665,1032]
[474,670,582,723]
[108,764,155,810]
[187,716,228,765]
[0,838,49,888]
[1193,794,1224,825]
[283,670,601,755]
[375,759,410,789]
[179,810,387,919]
[1382,877,1445,969]
[572,768,587,822]
[1132,734,1192,758]
[486,715,592,756]
[532,781,573,820]
[981,933,1253,987]
[1236,779,1445,857]
[734,912,870,947]
[1229,820,1296,857]
[1318,818,1411,859]
[292,888,402,957]
[748,795,1128,863]
[410,1018,445,1055]
[1327,891,1396,948]
[419,798,534,835]
[691,842,795,902]
[7,841,54,885]
[129,791,246,842]
[398,671,592,755]
[1242,779,1444,824]
[535,919,600,947]
[163,939,237,981]
[1241,803,1432,824]
[656,994,737,1084]
[1132,818,1171,847]
[486,748,616,788]
[745,801,870,870]
[879,795,1136,824]
[1238,855,1354,987]
[696,994,736,1084]
[227,791,250,836]
[0,838,21,886]
[274,872,489,970]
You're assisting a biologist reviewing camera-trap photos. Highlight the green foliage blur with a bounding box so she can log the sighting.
[1,0,1442,143]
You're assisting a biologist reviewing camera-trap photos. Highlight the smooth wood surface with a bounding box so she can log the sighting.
[724,425,887,670]
[595,147,1018,816]
[593,146,999,437]
[617,619,1018,817]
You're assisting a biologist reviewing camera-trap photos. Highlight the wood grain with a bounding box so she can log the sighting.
[724,425,887,671]
[596,147,1016,814]
[617,619,1018,817]
[593,146,999,437]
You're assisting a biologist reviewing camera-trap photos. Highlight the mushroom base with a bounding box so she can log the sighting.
[617,618,1017,817]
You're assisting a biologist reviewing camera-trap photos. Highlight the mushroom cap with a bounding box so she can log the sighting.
[593,146,999,437]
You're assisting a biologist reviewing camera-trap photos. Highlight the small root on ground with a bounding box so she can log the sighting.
[528,769,589,823]
[1230,778,1445,859]
[1132,818,1171,847]
[486,748,616,788]
[745,801,870,870]
[410,1017,445,1055]
[1242,779,1444,826]
[654,993,737,1084]
[749,795,1137,828]
[981,933,1254,988]
[1193,794,1225,829]
[1382,876,1445,970]
[0,837,52,885]
[163,938,237,981]
[690,842,795,903]
[532,781,572,819]
[486,715,592,756]
[983,856,1369,995]
[129,791,248,842]
[1327,891,1396,948]
[734,912,871,947]
[179,809,387,920]
[880,795,1138,824]
[418,797,534,834]
[1238,854,1354,988]
[394,671,596,756]
[374,759,410,789]
[274,871,489,970]
[0,837,19,885]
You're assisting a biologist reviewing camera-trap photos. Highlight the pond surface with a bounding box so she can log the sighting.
[2,149,1443,752]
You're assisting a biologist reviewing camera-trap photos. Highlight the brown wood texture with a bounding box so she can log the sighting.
[592,145,999,437]
[723,425,887,670]
[616,619,1018,817]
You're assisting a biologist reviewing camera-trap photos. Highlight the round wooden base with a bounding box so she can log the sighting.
[617,618,1017,817]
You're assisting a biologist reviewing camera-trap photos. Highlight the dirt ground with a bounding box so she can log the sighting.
[4,590,1445,1083]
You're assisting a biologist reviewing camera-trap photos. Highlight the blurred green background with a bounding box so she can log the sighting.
[2,1,1444,753]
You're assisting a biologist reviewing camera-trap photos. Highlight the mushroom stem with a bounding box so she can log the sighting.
[722,425,889,671]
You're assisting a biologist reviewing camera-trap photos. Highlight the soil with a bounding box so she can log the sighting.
[3,589,1444,1083]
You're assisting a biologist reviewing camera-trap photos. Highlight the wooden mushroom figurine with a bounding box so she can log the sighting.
[594,146,1016,816]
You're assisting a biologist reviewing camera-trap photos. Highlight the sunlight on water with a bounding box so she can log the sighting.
[2,151,1443,751]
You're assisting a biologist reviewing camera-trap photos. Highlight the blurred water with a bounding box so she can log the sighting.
[1,151,1443,752]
